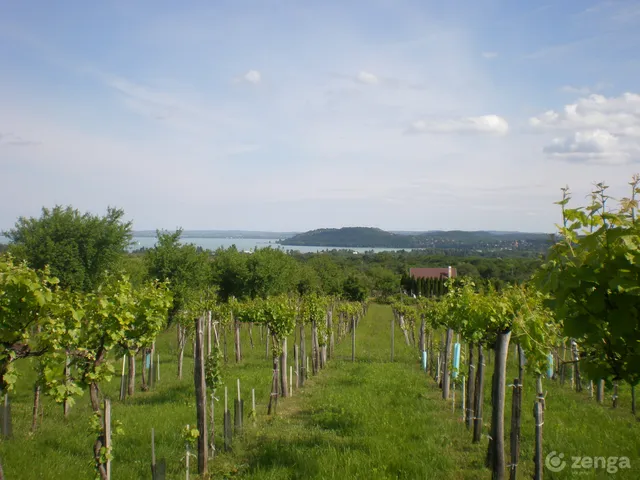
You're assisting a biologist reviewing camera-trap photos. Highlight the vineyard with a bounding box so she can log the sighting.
[0,179,640,479]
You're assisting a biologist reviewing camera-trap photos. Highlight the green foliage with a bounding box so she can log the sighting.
[262,295,297,356]
[367,265,400,299]
[305,255,345,296]
[342,274,369,302]
[4,205,132,292]
[537,178,640,384]
[144,229,210,323]
[182,425,200,447]
[0,256,59,390]
[210,246,250,301]
[204,345,223,391]
[246,248,298,299]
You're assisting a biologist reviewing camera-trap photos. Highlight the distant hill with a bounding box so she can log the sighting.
[133,230,297,239]
[280,227,414,248]
[278,227,554,250]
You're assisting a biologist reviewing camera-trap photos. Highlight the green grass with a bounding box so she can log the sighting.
[1,304,639,479]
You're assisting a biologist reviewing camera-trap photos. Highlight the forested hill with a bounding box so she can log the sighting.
[278,227,554,252]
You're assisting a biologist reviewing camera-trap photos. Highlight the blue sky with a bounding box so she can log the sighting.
[1,0,640,233]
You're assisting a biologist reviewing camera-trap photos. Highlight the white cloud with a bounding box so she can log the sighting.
[355,71,379,85]
[481,51,498,59]
[542,130,632,164]
[560,82,609,96]
[531,92,640,163]
[530,93,640,134]
[560,85,592,95]
[407,114,509,135]
[243,70,261,84]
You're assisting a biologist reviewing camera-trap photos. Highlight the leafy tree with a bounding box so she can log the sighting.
[367,265,399,298]
[306,255,345,295]
[210,246,250,301]
[246,248,298,299]
[342,274,369,302]
[4,205,132,292]
[145,229,210,322]
[295,263,322,295]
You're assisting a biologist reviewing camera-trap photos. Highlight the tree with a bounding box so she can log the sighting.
[246,248,298,299]
[4,205,132,292]
[306,255,345,295]
[294,263,321,296]
[342,274,369,302]
[367,266,399,298]
[145,229,210,323]
[210,246,250,301]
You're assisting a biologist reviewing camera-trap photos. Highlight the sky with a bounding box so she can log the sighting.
[1,0,640,233]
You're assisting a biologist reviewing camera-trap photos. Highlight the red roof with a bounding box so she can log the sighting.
[409,267,456,279]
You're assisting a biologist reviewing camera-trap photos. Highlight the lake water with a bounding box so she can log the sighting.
[0,235,411,254]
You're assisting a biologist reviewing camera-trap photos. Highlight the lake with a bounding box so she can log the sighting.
[0,235,411,254]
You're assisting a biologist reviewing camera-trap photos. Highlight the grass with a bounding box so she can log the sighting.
[1,304,639,479]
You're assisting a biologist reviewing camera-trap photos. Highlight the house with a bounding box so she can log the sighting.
[409,266,457,280]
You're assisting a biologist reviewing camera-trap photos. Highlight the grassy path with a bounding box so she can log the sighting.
[2,303,639,478]
[215,304,485,479]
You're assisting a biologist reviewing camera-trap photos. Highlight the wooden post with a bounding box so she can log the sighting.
[251,388,256,425]
[234,378,243,435]
[119,355,127,401]
[224,386,232,450]
[442,328,453,399]
[267,353,279,415]
[207,310,212,357]
[289,366,293,396]
[299,324,306,386]
[265,326,270,361]
[452,381,456,413]
[64,353,71,418]
[149,341,155,390]
[31,383,41,432]
[473,345,485,443]
[327,309,334,359]
[193,316,208,475]
[311,321,318,374]
[280,337,288,398]
[294,345,300,388]
[613,382,619,408]
[533,401,544,480]
[390,315,395,362]
[151,427,156,477]
[597,378,604,404]
[351,316,356,362]
[104,398,112,480]
[127,352,136,397]
[486,330,511,480]
[461,377,466,422]
[157,354,160,382]
[509,379,522,480]
[571,339,581,392]
[466,343,475,429]
[223,324,228,363]
[209,391,215,457]
[536,374,545,411]
[186,423,191,480]
[234,313,241,363]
